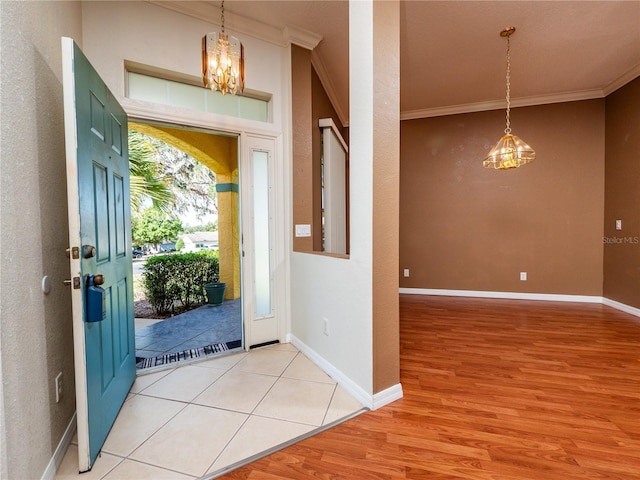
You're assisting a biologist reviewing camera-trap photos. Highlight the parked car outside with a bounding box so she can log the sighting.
[132,248,145,259]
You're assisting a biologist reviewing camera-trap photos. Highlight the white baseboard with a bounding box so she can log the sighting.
[289,335,371,408]
[399,287,602,304]
[289,335,402,410]
[602,297,640,319]
[372,383,404,410]
[399,287,640,319]
[41,413,76,480]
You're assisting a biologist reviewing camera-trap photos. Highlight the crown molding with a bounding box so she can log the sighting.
[311,50,349,127]
[148,0,286,46]
[400,65,640,121]
[149,1,323,51]
[603,64,640,96]
[284,25,322,51]
[400,88,605,121]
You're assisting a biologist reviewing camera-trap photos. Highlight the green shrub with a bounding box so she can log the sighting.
[143,251,219,314]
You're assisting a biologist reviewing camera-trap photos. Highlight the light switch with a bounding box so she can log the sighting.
[616,220,622,230]
[295,224,311,237]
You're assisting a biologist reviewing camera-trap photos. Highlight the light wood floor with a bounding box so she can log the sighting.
[221,295,640,479]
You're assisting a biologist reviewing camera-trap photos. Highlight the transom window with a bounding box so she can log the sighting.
[125,64,271,123]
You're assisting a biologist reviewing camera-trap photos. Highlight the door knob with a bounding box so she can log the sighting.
[82,245,96,259]
[84,274,105,287]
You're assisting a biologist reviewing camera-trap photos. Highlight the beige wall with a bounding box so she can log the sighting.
[604,77,640,308]
[372,0,400,393]
[0,1,82,478]
[400,100,605,295]
[291,45,314,252]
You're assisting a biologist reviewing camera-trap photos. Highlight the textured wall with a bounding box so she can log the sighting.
[400,100,605,295]
[291,45,314,252]
[604,77,640,308]
[371,0,400,393]
[0,1,82,478]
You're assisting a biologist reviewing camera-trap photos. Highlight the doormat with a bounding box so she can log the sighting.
[136,339,242,369]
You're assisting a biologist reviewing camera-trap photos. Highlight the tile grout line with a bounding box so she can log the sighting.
[200,349,302,475]
[320,383,339,427]
[188,357,254,477]
[102,357,243,479]
[82,345,359,480]
[202,407,369,480]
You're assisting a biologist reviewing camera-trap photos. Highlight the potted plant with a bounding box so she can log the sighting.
[204,282,226,305]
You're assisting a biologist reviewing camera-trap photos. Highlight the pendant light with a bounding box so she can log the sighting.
[202,0,245,95]
[483,27,535,169]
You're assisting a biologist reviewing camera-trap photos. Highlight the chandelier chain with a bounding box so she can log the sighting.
[221,0,225,32]
[504,33,511,135]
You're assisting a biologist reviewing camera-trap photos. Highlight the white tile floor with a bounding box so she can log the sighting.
[55,343,365,479]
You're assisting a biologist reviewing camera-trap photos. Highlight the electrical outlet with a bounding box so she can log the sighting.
[323,318,329,336]
[520,272,527,281]
[403,269,410,277]
[55,372,63,403]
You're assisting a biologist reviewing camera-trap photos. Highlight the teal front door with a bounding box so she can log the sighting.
[62,37,135,472]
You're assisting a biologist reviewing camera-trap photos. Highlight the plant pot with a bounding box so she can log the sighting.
[204,282,226,305]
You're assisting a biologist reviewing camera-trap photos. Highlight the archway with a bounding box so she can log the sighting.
[129,122,241,300]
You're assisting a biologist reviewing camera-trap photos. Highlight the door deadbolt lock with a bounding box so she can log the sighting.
[66,247,80,259]
[82,245,96,259]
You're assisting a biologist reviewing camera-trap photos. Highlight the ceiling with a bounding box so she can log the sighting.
[158,1,640,123]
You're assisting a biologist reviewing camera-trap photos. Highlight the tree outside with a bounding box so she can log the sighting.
[132,208,183,251]
[129,132,174,215]
[129,131,218,221]
[129,130,220,316]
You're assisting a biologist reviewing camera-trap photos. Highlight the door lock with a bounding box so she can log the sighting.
[82,245,96,259]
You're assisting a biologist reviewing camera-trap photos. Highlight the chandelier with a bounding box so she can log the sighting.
[483,27,535,169]
[202,0,245,95]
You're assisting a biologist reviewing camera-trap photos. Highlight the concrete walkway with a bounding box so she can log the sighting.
[135,299,241,364]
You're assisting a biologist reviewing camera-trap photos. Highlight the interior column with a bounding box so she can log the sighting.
[349,0,401,396]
